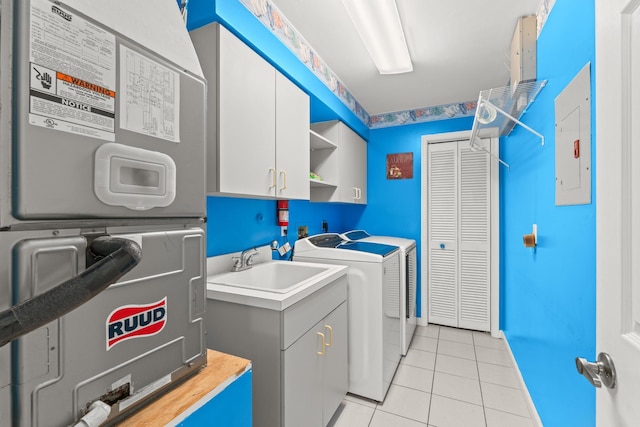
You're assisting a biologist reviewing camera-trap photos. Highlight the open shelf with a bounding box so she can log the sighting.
[310,129,337,151]
[310,178,336,188]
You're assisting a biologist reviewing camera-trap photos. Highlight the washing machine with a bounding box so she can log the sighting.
[293,233,401,402]
[341,230,417,356]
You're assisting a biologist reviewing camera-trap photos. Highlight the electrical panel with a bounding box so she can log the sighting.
[555,63,592,206]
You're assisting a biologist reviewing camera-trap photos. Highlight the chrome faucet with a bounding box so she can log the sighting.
[232,247,259,272]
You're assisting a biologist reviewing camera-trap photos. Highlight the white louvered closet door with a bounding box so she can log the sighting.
[427,139,491,332]
[458,139,490,332]
[427,142,458,328]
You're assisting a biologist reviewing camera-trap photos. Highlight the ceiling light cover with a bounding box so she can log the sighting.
[340,0,413,74]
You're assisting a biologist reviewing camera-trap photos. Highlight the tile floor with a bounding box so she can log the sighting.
[327,324,537,427]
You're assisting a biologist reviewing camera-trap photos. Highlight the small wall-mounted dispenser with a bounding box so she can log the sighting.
[523,224,537,248]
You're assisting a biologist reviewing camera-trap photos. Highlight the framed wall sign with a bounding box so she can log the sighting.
[386,152,413,179]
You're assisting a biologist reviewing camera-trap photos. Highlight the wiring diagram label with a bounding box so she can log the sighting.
[119,45,181,143]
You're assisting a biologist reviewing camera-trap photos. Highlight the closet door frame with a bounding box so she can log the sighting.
[420,130,500,337]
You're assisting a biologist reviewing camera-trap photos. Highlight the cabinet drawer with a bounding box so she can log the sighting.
[282,276,347,350]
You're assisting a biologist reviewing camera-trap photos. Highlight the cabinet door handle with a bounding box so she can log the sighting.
[269,168,276,189]
[324,325,333,347]
[357,188,361,200]
[317,332,326,355]
[353,187,358,200]
[279,170,287,191]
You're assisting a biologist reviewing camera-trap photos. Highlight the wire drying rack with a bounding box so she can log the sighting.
[469,80,547,170]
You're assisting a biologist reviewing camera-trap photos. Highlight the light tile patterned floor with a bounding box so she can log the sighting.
[327,325,537,427]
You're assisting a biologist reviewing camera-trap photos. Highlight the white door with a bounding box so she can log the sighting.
[457,139,491,332]
[590,0,640,424]
[426,139,492,332]
[427,141,458,327]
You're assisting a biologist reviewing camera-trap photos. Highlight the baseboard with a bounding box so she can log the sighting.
[500,331,544,427]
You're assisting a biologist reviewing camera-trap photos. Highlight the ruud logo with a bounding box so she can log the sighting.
[51,5,72,22]
[106,297,167,350]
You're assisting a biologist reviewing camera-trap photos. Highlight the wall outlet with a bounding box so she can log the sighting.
[281,226,287,237]
[297,226,308,239]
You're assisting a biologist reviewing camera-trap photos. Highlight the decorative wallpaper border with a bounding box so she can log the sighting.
[370,101,478,129]
[537,0,556,37]
[239,0,554,130]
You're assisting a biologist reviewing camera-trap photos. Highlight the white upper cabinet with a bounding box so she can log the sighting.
[190,23,310,200]
[342,125,367,204]
[217,25,276,198]
[310,120,367,204]
[276,72,310,200]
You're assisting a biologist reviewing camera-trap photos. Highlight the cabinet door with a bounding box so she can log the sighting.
[336,124,367,204]
[321,303,348,425]
[353,133,367,204]
[275,72,310,200]
[218,26,276,197]
[283,324,323,427]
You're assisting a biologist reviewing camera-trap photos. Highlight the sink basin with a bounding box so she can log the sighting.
[209,262,329,294]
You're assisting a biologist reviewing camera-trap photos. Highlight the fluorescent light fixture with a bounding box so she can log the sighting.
[340,0,412,74]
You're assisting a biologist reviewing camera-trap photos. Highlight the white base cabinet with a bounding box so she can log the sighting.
[205,276,348,427]
[284,303,347,426]
[190,23,309,200]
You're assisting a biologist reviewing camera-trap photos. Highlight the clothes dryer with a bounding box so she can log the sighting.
[341,230,417,356]
[294,233,401,402]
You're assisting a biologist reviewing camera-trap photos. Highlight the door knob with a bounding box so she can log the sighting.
[575,352,616,389]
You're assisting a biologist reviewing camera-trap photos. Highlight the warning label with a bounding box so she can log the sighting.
[29,0,116,141]
[29,62,115,140]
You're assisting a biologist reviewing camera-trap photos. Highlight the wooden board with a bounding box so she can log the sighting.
[118,350,251,426]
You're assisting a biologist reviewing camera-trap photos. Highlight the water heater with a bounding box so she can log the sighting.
[0,0,208,425]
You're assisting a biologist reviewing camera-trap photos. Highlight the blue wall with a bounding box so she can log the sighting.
[355,117,473,316]
[206,196,363,257]
[500,1,596,426]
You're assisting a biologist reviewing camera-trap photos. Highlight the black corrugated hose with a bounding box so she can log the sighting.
[0,236,142,348]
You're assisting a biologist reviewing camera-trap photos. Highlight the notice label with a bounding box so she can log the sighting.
[28,0,116,141]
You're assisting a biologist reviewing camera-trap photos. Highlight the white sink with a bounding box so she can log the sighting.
[209,262,330,294]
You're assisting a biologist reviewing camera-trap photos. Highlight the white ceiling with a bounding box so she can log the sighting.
[269,0,540,116]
